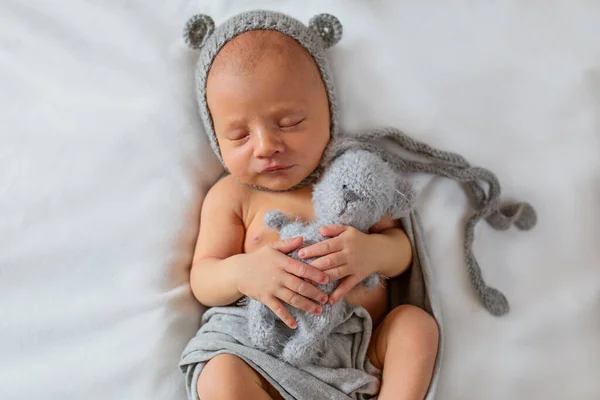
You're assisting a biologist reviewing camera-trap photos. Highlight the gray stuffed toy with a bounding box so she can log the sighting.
[246,148,415,366]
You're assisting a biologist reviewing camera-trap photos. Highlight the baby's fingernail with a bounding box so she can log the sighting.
[314,306,322,315]
[298,250,305,258]
[329,297,336,304]
[320,296,328,303]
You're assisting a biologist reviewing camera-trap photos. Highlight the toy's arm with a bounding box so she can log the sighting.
[387,177,416,219]
[264,210,291,230]
[264,211,309,242]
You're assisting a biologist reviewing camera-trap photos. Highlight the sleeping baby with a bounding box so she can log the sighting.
[181,10,439,400]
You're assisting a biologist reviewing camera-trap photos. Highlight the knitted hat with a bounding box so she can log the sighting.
[183,10,343,168]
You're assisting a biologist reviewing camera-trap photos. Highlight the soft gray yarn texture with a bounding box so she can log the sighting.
[245,149,415,366]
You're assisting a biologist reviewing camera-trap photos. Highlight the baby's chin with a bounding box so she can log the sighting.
[251,177,301,192]
[247,170,309,191]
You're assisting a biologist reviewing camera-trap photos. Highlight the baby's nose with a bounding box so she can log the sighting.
[254,129,284,158]
[343,188,361,203]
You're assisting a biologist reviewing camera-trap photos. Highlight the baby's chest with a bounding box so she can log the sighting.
[243,190,315,253]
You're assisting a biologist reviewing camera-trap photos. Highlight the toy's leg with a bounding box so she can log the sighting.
[198,354,284,400]
[367,305,439,400]
[247,299,282,355]
[281,301,344,365]
[280,312,320,365]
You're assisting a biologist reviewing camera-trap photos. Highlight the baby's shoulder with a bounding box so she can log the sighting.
[205,174,251,214]
[209,174,244,195]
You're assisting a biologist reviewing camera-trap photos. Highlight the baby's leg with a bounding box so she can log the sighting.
[367,305,439,400]
[197,354,284,400]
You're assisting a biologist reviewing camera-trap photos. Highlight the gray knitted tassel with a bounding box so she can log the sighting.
[325,127,537,316]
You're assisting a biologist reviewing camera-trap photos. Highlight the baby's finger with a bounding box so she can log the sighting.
[264,296,297,329]
[298,237,343,259]
[309,251,345,271]
[276,287,323,316]
[283,257,329,284]
[318,224,348,237]
[272,236,303,254]
[323,264,352,281]
[328,275,362,304]
[283,274,328,304]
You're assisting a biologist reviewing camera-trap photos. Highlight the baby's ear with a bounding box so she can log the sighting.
[183,14,215,49]
[388,177,416,219]
[309,13,343,48]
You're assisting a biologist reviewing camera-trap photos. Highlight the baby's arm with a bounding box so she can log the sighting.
[190,176,330,324]
[368,216,413,279]
[189,176,248,306]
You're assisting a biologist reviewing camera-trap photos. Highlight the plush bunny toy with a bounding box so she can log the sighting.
[245,148,415,366]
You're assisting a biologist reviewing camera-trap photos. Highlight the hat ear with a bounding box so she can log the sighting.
[309,13,342,48]
[183,14,215,49]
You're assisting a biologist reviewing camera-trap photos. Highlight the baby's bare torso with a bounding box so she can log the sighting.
[239,181,389,327]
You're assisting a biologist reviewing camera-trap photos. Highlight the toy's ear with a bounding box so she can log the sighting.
[183,14,215,49]
[309,13,342,48]
[388,177,416,219]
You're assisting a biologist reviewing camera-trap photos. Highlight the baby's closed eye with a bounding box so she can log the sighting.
[226,129,250,141]
[278,115,306,130]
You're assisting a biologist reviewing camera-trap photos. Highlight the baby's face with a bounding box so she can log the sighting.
[206,31,331,191]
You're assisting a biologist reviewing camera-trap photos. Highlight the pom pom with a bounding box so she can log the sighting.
[514,203,537,231]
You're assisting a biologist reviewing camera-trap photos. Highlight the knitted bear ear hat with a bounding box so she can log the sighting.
[183,10,342,172]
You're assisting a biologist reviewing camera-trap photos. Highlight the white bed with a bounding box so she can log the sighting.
[1,1,599,399]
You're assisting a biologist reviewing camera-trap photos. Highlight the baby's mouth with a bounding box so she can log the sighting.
[262,165,294,173]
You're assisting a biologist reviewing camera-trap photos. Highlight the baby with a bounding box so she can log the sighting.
[185,11,438,400]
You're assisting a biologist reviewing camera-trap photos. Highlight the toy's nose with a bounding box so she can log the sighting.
[343,188,361,203]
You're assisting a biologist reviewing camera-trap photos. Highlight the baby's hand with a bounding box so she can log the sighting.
[235,237,330,329]
[299,225,380,304]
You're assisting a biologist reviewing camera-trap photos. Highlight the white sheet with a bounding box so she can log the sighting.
[1,1,599,399]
